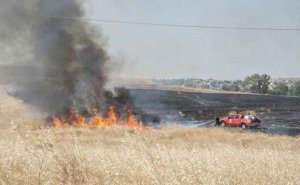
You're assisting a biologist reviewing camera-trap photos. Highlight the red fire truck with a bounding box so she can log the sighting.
[217,112,262,129]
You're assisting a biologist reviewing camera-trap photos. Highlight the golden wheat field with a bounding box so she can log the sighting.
[0,95,300,185]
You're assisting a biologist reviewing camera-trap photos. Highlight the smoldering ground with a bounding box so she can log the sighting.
[0,0,136,116]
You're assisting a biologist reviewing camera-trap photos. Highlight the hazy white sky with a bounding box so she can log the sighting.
[84,0,300,80]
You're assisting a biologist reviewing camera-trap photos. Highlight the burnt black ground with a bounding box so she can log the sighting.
[129,88,300,137]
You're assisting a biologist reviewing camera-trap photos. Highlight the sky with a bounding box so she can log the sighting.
[84,0,300,80]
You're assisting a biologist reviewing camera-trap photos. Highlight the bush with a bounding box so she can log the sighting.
[269,82,289,96]
[289,81,300,97]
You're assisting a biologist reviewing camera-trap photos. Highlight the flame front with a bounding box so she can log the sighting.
[53,106,144,129]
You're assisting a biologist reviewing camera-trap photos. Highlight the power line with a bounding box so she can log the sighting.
[44,15,300,31]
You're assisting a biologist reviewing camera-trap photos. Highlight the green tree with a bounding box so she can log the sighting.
[222,84,232,91]
[260,74,271,94]
[269,82,289,96]
[232,80,241,92]
[221,81,240,92]
[243,74,270,94]
[243,74,260,93]
[289,81,300,97]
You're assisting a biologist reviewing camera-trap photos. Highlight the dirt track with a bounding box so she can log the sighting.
[129,87,300,136]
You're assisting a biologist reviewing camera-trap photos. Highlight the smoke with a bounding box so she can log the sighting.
[0,0,112,114]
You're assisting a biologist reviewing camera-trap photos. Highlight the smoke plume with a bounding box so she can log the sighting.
[0,0,113,115]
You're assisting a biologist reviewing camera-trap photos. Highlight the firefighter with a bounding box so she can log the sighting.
[215,117,220,126]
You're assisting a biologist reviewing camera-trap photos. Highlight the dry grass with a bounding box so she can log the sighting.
[0,125,299,185]
[0,95,299,185]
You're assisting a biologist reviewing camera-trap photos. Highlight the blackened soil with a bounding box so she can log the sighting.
[129,88,300,136]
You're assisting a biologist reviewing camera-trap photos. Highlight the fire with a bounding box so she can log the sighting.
[106,106,118,126]
[52,106,144,129]
[123,110,144,129]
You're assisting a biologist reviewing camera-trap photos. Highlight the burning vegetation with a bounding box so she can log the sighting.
[0,0,149,129]
[52,106,144,129]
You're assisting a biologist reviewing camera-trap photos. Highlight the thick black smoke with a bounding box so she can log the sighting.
[0,0,118,114]
[34,0,110,114]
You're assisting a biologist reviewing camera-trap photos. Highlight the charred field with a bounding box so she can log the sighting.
[129,87,300,137]
[1,69,300,137]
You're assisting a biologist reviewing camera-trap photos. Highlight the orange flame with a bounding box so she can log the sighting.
[106,106,118,126]
[125,110,144,129]
[53,117,66,128]
[52,106,144,129]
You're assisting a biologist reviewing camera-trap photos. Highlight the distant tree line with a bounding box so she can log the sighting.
[288,81,300,97]
[155,75,300,97]
[221,80,241,92]
[232,74,300,97]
